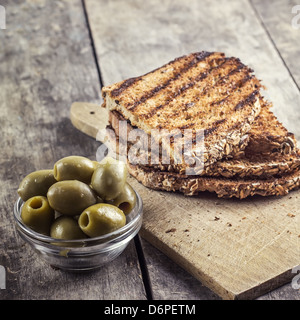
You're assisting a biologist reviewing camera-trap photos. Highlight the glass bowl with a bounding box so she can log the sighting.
[13,191,143,272]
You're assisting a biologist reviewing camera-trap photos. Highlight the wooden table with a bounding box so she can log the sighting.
[0,0,299,300]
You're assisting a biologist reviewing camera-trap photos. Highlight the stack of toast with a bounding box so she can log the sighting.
[101,52,300,199]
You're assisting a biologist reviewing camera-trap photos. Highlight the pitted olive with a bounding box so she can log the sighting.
[107,183,136,215]
[21,196,55,235]
[78,203,126,237]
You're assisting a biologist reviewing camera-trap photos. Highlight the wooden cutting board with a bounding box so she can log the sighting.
[70,102,300,300]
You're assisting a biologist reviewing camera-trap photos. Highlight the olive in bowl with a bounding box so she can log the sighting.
[14,156,143,271]
[54,156,95,184]
[14,190,143,271]
[47,180,97,216]
[91,157,127,201]
[50,216,87,240]
[18,170,56,201]
[21,196,54,235]
[107,183,137,215]
[78,203,126,238]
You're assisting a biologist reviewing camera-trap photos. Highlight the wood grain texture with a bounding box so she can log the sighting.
[0,0,146,300]
[70,102,300,300]
[251,0,300,89]
[84,0,300,299]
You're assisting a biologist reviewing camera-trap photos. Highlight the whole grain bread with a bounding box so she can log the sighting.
[126,162,300,199]
[102,52,262,171]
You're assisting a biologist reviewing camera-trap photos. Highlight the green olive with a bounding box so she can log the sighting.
[50,216,87,240]
[21,196,55,235]
[91,157,127,200]
[18,170,57,201]
[54,156,95,184]
[107,183,136,215]
[78,203,126,237]
[47,180,97,216]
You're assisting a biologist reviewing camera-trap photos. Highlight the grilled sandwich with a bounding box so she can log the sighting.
[102,52,262,172]
[101,51,300,198]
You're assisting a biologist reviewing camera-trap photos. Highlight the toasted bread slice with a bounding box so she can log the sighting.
[126,162,300,199]
[102,52,262,170]
[107,108,300,178]
[106,125,300,179]
[203,151,300,178]
[244,106,297,156]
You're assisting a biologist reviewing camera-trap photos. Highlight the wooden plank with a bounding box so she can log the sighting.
[0,0,146,300]
[84,0,300,299]
[251,0,300,89]
[70,102,300,300]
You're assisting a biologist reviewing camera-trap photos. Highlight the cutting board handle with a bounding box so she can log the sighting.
[70,101,108,139]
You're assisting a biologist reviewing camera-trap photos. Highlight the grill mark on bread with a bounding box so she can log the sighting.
[202,91,259,137]
[141,58,249,121]
[204,127,218,137]
[126,52,216,111]
[179,68,252,129]
[110,52,217,99]
[209,74,254,108]
[201,62,250,97]
[179,118,226,132]
[203,120,226,137]
[110,77,141,97]
[234,89,259,111]
[144,70,211,120]
[173,72,258,132]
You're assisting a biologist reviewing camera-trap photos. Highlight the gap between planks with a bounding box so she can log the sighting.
[81,0,105,89]
[248,0,300,93]
[80,0,153,300]
[134,236,154,300]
